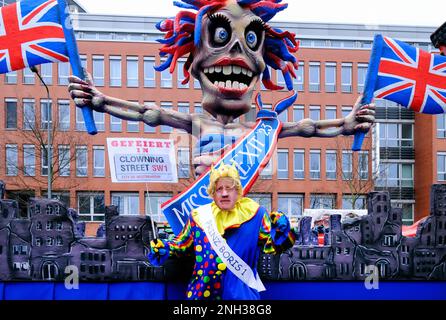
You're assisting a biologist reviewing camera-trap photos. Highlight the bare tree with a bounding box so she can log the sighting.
[4,102,85,211]
[334,135,381,209]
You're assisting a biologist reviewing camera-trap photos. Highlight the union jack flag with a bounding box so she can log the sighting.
[364,34,446,114]
[0,0,70,74]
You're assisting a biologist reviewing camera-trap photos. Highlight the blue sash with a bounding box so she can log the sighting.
[162,92,297,235]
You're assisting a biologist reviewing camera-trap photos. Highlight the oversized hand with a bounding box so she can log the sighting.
[270,211,291,238]
[68,70,106,112]
[150,239,168,257]
[148,238,169,267]
[344,95,376,134]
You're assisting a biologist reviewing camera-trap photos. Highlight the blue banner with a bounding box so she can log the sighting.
[162,92,297,235]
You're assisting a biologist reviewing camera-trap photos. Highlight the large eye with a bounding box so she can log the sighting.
[245,19,264,51]
[208,13,232,47]
[246,30,258,49]
[214,27,229,44]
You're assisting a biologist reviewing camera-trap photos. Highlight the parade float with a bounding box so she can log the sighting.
[0,0,445,300]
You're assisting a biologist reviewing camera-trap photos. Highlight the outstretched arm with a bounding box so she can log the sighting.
[279,95,375,138]
[68,73,193,133]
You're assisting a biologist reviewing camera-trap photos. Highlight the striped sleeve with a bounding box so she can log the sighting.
[166,216,194,257]
[258,211,296,254]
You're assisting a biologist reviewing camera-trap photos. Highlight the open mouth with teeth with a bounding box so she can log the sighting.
[201,60,255,96]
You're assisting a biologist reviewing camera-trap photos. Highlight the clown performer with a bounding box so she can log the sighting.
[149,163,295,300]
[68,0,375,177]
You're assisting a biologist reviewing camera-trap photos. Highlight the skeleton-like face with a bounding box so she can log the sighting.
[191,2,266,119]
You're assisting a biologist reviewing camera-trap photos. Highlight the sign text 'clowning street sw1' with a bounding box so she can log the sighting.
[107,138,178,183]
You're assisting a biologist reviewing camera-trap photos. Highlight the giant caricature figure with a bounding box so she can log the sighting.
[68,0,375,177]
[67,0,375,301]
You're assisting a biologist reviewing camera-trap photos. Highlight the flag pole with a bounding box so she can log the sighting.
[352,34,383,151]
[57,0,97,135]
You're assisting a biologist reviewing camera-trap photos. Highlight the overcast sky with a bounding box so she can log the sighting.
[76,0,443,27]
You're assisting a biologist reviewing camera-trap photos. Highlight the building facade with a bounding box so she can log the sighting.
[0,5,441,234]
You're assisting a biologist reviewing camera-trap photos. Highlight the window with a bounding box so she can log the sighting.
[23,99,36,130]
[342,106,352,118]
[76,146,88,177]
[6,99,17,129]
[293,149,304,179]
[126,56,139,87]
[58,62,70,85]
[383,235,396,246]
[160,102,173,133]
[143,101,156,133]
[41,99,52,129]
[278,194,303,217]
[438,114,446,138]
[359,151,369,180]
[177,59,189,89]
[80,54,87,70]
[325,62,336,92]
[376,163,414,187]
[5,70,17,84]
[6,145,18,176]
[293,105,304,122]
[278,107,288,123]
[126,120,139,132]
[160,58,172,88]
[110,115,122,132]
[341,62,352,93]
[438,153,446,181]
[309,106,320,121]
[194,103,203,114]
[277,70,286,90]
[92,55,104,86]
[24,145,36,176]
[75,107,86,131]
[260,157,273,179]
[310,194,335,209]
[58,145,70,177]
[309,62,320,92]
[357,63,368,93]
[57,100,70,131]
[379,123,413,147]
[41,147,51,176]
[343,195,366,209]
[109,56,122,87]
[145,192,172,222]
[342,151,353,180]
[93,111,105,132]
[41,63,52,84]
[261,66,271,90]
[277,149,289,179]
[112,193,140,216]
[194,77,201,89]
[295,61,304,91]
[178,148,190,178]
[326,150,337,180]
[310,150,321,179]
[143,57,156,87]
[77,192,105,221]
[93,146,105,177]
[325,106,337,120]
[23,67,35,84]
[246,193,272,211]
[397,203,413,225]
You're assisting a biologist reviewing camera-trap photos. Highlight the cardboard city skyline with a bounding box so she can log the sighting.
[0,181,445,282]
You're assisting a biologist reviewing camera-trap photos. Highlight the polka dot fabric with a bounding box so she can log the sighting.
[186,219,226,300]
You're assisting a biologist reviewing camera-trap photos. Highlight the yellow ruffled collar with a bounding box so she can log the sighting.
[193,197,259,236]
